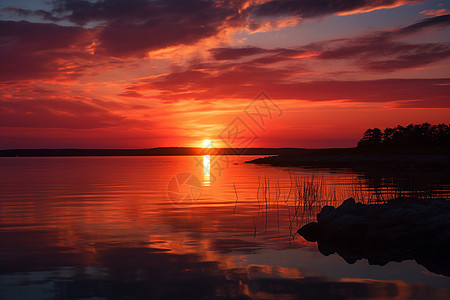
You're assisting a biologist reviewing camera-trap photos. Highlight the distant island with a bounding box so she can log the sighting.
[0,147,308,157]
[247,123,450,172]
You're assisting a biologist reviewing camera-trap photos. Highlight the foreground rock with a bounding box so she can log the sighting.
[298,198,450,277]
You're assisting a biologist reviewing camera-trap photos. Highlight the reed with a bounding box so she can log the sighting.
[254,172,446,242]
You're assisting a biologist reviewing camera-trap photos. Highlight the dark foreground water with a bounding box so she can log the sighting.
[0,156,449,299]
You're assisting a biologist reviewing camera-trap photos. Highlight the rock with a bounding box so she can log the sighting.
[429,213,450,225]
[324,214,367,242]
[337,198,355,211]
[399,208,420,226]
[376,208,405,227]
[317,205,336,223]
[297,197,450,277]
[337,250,359,264]
[297,222,320,242]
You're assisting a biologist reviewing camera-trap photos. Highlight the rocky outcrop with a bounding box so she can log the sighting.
[298,198,450,277]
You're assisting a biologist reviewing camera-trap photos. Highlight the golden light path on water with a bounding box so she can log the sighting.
[203,155,210,186]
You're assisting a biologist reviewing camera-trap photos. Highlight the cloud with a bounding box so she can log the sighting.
[0,98,139,129]
[252,0,423,18]
[314,14,450,71]
[1,1,430,60]
[397,13,450,36]
[112,13,450,107]
[123,62,295,101]
[0,81,152,130]
[122,58,450,107]
[362,44,450,72]
[46,0,247,57]
[0,6,61,22]
[316,39,450,72]
[0,20,94,81]
[420,9,450,17]
[208,46,311,65]
[392,97,450,108]
[0,1,248,58]
[208,15,450,73]
[209,47,272,60]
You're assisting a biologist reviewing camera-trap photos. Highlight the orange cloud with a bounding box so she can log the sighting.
[338,0,424,16]
[420,9,450,17]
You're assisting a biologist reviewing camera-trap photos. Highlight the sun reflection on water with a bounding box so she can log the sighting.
[203,155,210,186]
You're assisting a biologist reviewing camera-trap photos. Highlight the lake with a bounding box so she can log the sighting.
[0,156,449,299]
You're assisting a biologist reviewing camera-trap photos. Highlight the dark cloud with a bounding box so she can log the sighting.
[114,13,450,106]
[336,14,450,43]
[0,97,149,129]
[0,20,92,81]
[207,15,450,73]
[0,7,61,22]
[317,39,450,72]
[252,0,422,18]
[125,62,292,101]
[393,98,450,108]
[1,1,248,58]
[1,2,448,108]
[5,1,425,59]
[47,0,244,57]
[248,51,300,64]
[363,44,450,72]
[123,60,450,106]
[209,46,307,65]
[398,13,450,36]
[0,1,437,60]
[314,14,450,71]
[209,47,271,60]
[272,78,450,104]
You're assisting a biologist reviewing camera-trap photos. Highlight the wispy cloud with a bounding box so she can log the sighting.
[252,0,423,18]
[420,8,450,17]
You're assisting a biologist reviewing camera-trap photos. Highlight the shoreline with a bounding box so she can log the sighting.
[0,147,294,157]
[246,151,450,172]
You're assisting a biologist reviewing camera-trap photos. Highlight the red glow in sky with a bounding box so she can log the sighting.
[0,0,449,149]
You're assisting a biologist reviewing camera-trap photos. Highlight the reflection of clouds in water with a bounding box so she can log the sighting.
[2,228,449,299]
[2,248,449,300]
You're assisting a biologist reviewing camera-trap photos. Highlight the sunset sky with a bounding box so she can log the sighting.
[1,0,449,149]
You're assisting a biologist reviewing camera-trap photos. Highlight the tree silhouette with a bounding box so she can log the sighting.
[357,123,450,150]
[357,128,382,148]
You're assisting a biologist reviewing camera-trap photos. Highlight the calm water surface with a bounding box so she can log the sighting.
[0,156,449,299]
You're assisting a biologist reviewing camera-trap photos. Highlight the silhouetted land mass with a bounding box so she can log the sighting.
[247,123,450,172]
[0,147,303,157]
[298,198,450,277]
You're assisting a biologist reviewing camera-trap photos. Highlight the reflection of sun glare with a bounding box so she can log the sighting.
[203,155,210,186]
[203,139,212,147]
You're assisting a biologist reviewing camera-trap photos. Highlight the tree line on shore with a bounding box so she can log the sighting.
[357,123,450,149]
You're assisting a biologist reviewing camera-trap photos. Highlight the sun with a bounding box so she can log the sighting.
[202,139,212,147]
